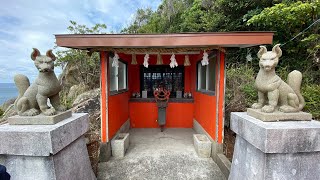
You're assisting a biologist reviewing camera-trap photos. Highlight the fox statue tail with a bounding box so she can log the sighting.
[14,74,30,109]
[287,70,305,111]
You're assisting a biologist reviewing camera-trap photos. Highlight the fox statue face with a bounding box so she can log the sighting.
[257,44,282,72]
[31,48,56,73]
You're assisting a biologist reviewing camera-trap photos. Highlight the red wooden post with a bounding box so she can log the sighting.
[100,51,108,142]
[217,50,226,144]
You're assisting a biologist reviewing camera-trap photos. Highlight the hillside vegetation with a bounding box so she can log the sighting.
[121,0,319,120]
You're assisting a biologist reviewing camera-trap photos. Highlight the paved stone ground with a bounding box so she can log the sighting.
[98,128,226,180]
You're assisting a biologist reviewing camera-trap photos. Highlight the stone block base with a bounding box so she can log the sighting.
[0,113,96,180]
[8,110,72,125]
[247,108,312,122]
[111,133,130,158]
[229,112,320,180]
[193,134,211,158]
[230,136,320,180]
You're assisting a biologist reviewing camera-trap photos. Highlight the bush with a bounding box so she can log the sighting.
[225,64,257,127]
[302,84,320,120]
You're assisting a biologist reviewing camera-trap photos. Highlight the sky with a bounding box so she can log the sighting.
[0,0,162,83]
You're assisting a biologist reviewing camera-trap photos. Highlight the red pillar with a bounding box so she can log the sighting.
[217,50,226,144]
[100,51,108,142]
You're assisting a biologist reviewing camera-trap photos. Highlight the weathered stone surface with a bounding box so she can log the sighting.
[247,108,312,122]
[251,44,306,114]
[67,83,89,100]
[1,137,96,180]
[229,135,320,180]
[99,128,225,180]
[111,133,130,158]
[73,95,100,132]
[193,134,212,158]
[0,113,95,180]
[0,113,88,156]
[231,112,320,153]
[229,112,320,180]
[0,98,16,112]
[72,88,100,107]
[0,104,17,125]
[8,110,72,125]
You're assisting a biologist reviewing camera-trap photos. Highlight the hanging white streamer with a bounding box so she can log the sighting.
[170,54,178,68]
[246,53,253,62]
[143,54,149,68]
[112,52,119,67]
[201,50,209,66]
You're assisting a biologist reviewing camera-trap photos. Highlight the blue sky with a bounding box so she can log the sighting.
[0,0,161,83]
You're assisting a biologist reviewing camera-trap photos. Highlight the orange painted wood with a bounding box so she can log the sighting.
[129,102,158,128]
[100,51,107,142]
[129,102,194,128]
[166,103,194,128]
[218,51,226,144]
[108,92,130,139]
[106,54,131,140]
[190,52,218,141]
[193,92,217,140]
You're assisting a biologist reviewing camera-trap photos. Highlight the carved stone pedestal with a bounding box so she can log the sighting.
[0,113,96,180]
[229,112,320,180]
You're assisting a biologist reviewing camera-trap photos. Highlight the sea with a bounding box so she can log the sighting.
[0,83,18,105]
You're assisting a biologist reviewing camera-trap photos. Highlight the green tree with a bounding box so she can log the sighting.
[247,0,320,84]
[122,0,193,33]
[55,21,107,88]
[121,8,153,33]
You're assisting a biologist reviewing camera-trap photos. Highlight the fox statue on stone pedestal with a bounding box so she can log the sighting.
[251,44,305,113]
[14,48,66,116]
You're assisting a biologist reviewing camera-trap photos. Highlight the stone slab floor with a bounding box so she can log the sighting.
[98,128,226,180]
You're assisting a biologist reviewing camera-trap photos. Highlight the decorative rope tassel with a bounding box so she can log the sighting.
[169,53,178,68]
[143,54,149,68]
[184,55,191,66]
[112,52,119,67]
[156,53,163,65]
[131,53,137,65]
[201,50,209,66]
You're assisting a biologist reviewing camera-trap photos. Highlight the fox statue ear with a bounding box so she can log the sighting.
[272,44,282,58]
[257,46,267,59]
[31,48,41,61]
[46,49,56,61]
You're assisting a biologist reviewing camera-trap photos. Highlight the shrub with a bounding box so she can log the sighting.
[302,84,320,120]
[225,64,256,127]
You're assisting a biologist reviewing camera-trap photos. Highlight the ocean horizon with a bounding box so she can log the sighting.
[0,83,18,106]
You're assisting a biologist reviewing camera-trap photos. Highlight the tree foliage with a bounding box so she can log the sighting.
[246,0,320,83]
[55,21,107,88]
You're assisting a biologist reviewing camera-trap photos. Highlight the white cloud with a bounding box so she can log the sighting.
[0,0,161,83]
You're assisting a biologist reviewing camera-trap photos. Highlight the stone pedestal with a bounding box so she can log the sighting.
[0,113,96,180]
[111,133,130,158]
[229,112,320,180]
[193,134,211,158]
